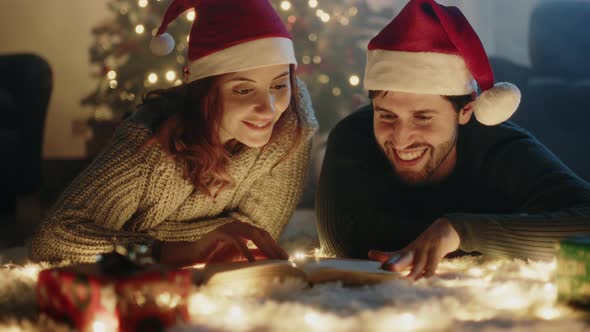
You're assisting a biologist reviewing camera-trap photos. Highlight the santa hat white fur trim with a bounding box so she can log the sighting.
[473,82,521,126]
[185,37,296,82]
[364,50,521,125]
[364,50,476,95]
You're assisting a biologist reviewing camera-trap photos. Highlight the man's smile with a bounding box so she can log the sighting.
[392,147,429,166]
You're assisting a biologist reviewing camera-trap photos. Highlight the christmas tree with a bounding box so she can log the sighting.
[82,0,396,138]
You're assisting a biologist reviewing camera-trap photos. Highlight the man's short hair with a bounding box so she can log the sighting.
[368,90,475,112]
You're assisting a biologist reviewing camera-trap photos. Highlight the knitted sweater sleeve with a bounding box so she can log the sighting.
[29,118,192,263]
[447,135,590,261]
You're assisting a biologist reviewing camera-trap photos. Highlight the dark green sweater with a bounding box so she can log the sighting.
[316,105,590,260]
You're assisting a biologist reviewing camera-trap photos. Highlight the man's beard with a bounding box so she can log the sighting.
[382,132,457,185]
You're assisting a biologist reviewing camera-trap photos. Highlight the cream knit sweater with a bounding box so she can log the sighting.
[30,82,317,263]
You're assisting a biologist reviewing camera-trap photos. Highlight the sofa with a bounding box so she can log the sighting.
[0,53,52,217]
[490,1,590,181]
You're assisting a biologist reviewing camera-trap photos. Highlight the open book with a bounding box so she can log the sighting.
[191,258,402,289]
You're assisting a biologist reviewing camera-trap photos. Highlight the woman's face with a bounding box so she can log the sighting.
[217,64,292,148]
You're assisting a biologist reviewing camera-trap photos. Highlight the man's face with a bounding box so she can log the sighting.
[372,91,473,184]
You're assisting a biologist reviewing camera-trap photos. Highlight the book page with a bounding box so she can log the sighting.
[192,260,309,295]
[298,258,390,274]
[296,258,401,285]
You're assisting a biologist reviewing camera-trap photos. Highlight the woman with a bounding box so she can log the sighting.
[30,0,317,267]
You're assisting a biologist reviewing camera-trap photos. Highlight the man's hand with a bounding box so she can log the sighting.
[368,218,460,280]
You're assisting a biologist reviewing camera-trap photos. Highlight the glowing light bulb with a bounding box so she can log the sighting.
[107,70,116,80]
[308,0,318,8]
[186,10,195,21]
[340,17,350,25]
[318,74,330,84]
[293,251,306,260]
[157,292,171,306]
[302,56,311,64]
[189,294,218,315]
[138,0,148,8]
[165,70,176,81]
[348,6,358,16]
[229,305,241,318]
[536,306,561,320]
[332,87,341,96]
[349,75,360,86]
[308,33,318,42]
[320,13,330,22]
[399,313,416,329]
[135,24,145,34]
[92,320,106,332]
[21,265,40,279]
[313,56,322,64]
[280,1,291,10]
[148,73,158,83]
[109,80,118,89]
[468,267,484,277]
[304,311,320,325]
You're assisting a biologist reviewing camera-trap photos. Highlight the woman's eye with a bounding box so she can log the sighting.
[233,88,253,95]
[272,84,288,90]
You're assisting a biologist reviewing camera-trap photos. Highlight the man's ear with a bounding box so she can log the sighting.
[458,101,475,125]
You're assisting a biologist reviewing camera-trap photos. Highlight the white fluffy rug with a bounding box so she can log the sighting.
[0,211,588,331]
[1,254,589,331]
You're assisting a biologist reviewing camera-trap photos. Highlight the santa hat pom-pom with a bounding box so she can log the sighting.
[150,33,175,56]
[473,82,521,126]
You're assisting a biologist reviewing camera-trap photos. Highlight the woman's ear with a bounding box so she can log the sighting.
[458,101,475,125]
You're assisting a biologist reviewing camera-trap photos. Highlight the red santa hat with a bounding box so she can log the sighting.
[150,0,296,82]
[364,0,520,125]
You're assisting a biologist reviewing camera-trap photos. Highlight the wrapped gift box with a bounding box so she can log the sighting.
[36,251,193,332]
[556,236,590,305]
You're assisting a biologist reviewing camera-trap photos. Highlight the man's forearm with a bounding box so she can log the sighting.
[446,204,590,260]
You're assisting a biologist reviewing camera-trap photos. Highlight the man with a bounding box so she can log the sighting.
[316,0,590,280]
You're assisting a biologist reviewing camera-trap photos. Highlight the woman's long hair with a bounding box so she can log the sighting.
[142,64,304,197]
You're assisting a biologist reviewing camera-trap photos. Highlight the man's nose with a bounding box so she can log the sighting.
[391,122,416,149]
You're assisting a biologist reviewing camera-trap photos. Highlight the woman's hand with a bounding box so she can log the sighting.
[368,218,460,280]
[159,221,289,267]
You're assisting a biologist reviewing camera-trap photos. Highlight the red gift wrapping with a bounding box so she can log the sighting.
[37,263,193,332]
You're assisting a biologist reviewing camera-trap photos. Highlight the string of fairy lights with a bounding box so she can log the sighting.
[2,256,568,332]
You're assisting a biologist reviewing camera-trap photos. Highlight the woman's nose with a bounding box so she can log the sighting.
[256,93,276,114]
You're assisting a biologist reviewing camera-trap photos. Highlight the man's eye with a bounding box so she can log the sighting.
[380,114,395,120]
[415,116,432,121]
[234,88,253,95]
[272,84,288,90]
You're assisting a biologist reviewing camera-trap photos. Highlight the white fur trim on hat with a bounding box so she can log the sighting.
[364,50,477,95]
[186,37,296,82]
[473,82,521,126]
